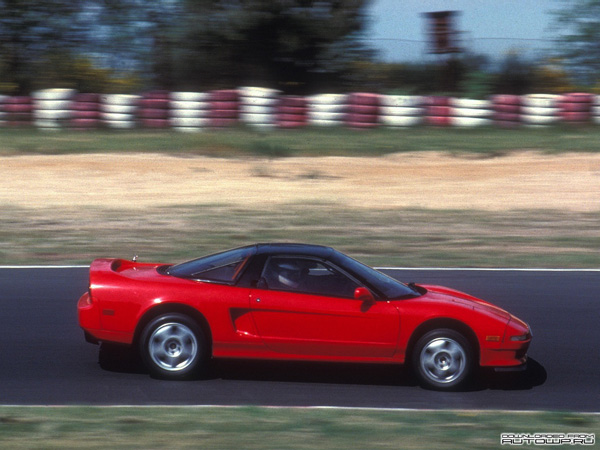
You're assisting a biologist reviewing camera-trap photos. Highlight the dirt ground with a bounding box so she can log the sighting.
[1,152,599,211]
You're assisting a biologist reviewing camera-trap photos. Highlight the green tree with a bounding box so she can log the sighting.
[174,0,375,92]
[0,0,79,93]
[550,0,600,86]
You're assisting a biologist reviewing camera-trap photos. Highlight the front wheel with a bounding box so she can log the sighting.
[140,313,207,380]
[412,329,473,391]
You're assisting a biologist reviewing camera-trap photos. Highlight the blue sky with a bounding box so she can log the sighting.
[366,0,558,62]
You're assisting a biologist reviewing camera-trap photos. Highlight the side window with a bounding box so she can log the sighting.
[261,257,360,298]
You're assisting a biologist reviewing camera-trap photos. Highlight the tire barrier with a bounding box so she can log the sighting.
[2,96,34,127]
[208,90,239,128]
[307,94,347,127]
[379,95,423,127]
[101,94,139,129]
[449,98,493,127]
[139,91,171,129]
[346,93,380,129]
[33,89,76,130]
[239,87,279,129]
[425,96,452,127]
[521,94,560,126]
[170,92,210,132]
[4,89,600,130]
[492,95,521,128]
[277,96,308,128]
[70,93,102,129]
[594,96,600,125]
[558,93,594,125]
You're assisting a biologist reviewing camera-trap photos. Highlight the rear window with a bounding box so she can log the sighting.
[166,246,255,283]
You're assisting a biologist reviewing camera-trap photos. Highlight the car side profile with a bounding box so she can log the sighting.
[78,243,532,390]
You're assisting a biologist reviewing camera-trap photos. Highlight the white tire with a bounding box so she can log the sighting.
[34,109,71,120]
[308,94,348,105]
[521,114,559,125]
[521,106,559,116]
[104,120,137,129]
[102,94,140,106]
[380,95,423,107]
[102,112,135,121]
[308,118,343,127]
[170,117,211,127]
[101,103,137,114]
[170,109,209,119]
[240,112,276,124]
[32,88,76,101]
[450,116,492,127]
[380,115,422,127]
[34,99,72,110]
[170,92,209,102]
[452,107,492,118]
[450,98,491,109]
[308,103,347,113]
[521,94,559,108]
[308,111,346,122]
[379,106,424,116]
[240,104,276,115]
[238,86,280,99]
[170,100,209,110]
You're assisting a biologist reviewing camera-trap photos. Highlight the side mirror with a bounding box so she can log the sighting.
[354,287,375,303]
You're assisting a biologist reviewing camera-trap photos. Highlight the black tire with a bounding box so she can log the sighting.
[412,328,473,391]
[139,313,208,380]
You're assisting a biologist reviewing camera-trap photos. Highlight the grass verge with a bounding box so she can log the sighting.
[0,406,598,449]
[1,204,598,267]
[1,126,600,157]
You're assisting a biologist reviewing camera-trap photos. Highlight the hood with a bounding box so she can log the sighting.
[421,284,512,320]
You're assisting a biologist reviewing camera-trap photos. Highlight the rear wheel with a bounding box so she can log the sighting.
[140,313,207,380]
[412,329,473,390]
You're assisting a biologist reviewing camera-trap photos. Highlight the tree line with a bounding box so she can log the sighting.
[0,0,597,95]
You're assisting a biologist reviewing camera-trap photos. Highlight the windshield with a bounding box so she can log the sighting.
[166,246,255,283]
[330,250,419,299]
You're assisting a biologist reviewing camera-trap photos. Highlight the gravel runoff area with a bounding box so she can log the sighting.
[1,151,599,211]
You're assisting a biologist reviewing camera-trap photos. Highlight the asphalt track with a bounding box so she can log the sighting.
[0,267,598,412]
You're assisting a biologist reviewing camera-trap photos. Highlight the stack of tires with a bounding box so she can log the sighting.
[209,90,239,128]
[239,87,279,130]
[307,94,347,127]
[70,93,102,130]
[101,94,139,129]
[0,95,5,127]
[379,95,423,128]
[276,96,308,128]
[425,96,452,126]
[492,95,521,127]
[594,96,600,125]
[33,88,75,130]
[3,96,34,127]
[169,92,210,132]
[521,94,559,126]
[346,93,380,129]
[558,93,594,126]
[450,98,492,127]
[139,91,171,129]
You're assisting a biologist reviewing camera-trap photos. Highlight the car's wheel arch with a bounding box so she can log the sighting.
[405,318,479,367]
[133,303,213,356]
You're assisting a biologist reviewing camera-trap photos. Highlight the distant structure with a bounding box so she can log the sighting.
[423,11,462,55]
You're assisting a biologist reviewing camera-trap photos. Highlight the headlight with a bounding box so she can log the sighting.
[509,323,532,341]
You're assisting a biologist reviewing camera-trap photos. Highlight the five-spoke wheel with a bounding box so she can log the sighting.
[412,329,472,390]
[140,313,207,380]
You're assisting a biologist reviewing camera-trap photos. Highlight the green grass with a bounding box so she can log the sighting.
[1,126,600,157]
[0,407,597,449]
[1,204,598,267]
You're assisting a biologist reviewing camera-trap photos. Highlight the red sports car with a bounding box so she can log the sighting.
[78,243,531,390]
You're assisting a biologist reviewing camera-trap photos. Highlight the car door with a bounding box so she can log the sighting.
[249,256,400,358]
